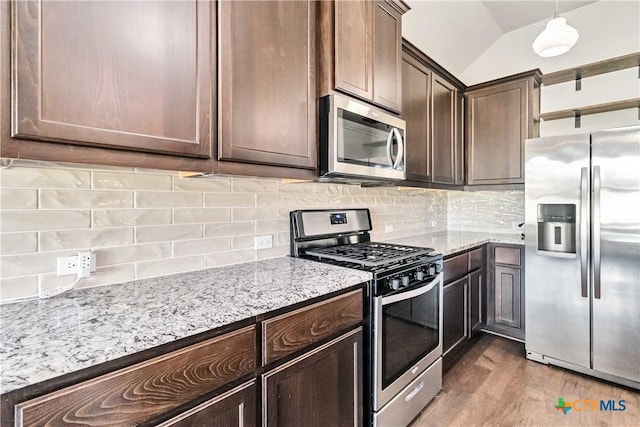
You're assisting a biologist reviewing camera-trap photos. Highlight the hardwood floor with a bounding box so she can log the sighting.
[411,334,640,427]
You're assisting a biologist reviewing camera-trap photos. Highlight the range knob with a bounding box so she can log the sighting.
[390,278,400,290]
[427,264,436,276]
[416,269,425,281]
[435,263,443,274]
[401,275,410,287]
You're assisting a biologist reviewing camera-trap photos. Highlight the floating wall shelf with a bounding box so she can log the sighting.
[542,52,640,86]
[540,98,640,121]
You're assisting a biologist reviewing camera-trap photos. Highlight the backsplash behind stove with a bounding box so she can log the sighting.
[0,159,523,303]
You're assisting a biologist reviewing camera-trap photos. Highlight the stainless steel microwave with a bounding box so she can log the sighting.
[319,94,406,182]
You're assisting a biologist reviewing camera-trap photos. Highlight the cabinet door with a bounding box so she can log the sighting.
[12,0,212,158]
[218,0,316,169]
[443,276,468,355]
[373,1,402,112]
[454,91,465,185]
[263,328,363,427]
[159,381,256,427]
[401,53,430,182]
[469,270,483,336]
[334,0,374,102]
[492,266,522,329]
[466,79,529,185]
[431,75,457,185]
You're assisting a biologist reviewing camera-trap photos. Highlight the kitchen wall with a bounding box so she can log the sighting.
[0,160,526,303]
[0,159,451,303]
[447,190,524,234]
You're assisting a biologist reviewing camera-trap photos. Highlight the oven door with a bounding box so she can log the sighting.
[373,273,443,411]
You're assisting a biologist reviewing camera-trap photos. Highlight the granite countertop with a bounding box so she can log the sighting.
[387,230,524,256]
[0,257,372,394]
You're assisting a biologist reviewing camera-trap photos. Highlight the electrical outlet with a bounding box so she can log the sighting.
[57,256,78,276]
[77,251,92,278]
[255,235,273,250]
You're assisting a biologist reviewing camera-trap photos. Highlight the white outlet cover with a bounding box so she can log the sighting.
[57,255,78,276]
[255,235,273,250]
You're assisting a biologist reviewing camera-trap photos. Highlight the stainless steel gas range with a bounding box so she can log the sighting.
[290,208,443,426]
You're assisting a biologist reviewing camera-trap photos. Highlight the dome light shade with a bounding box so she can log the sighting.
[532,17,579,57]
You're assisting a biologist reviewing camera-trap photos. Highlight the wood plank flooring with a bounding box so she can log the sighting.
[411,334,640,426]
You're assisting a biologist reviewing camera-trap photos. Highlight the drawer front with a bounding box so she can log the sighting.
[15,327,256,427]
[443,252,469,284]
[494,246,521,267]
[262,289,363,365]
[469,247,484,271]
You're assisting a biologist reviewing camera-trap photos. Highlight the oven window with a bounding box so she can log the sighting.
[337,109,403,170]
[382,284,439,389]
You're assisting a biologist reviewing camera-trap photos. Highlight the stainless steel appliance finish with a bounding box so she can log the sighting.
[319,93,406,182]
[525,125,640,388]
[373,358,442,427]
[290,208,443,426]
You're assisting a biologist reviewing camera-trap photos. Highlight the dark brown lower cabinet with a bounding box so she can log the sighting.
[442,246,486,370]
[485,244,525,341]
[469,269,483,334]
[262,328,363,427]
[158,381,256,427]
[443,276,469,356]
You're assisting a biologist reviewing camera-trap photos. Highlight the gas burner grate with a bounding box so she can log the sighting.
[305,242,434,267]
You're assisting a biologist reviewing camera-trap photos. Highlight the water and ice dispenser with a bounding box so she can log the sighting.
[537,204,576,256]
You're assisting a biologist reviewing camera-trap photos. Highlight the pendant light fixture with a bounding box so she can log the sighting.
[532,0,579,57]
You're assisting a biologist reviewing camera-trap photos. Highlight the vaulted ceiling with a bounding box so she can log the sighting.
[402,0,600,83]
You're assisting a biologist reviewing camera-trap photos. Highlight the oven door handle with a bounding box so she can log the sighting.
[381,275,441,306]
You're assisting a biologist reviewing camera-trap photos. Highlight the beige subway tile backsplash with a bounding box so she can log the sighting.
[0,188,38,209]
[136,191,203,208]
[1,232,38,255]
[136,255,204,280]
[39,228,134,251]
[173,237,231,257]
[173,207,231,224]
[95,243,172,266]
[204,193,255,207]
[92,209,172,227]
[136,224,203,244]
[93,171,172,190]
[40,189,133,209]
[0,210,90,232]
[0,276,39,302]
[0,158,523,303]
[0,166,90,188]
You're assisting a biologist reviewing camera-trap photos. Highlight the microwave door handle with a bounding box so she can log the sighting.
[386,128,395,167]
[392,128,404,170]
[381,275,441,306]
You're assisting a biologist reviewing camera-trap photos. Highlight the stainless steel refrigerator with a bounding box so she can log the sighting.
[524,125,640,389]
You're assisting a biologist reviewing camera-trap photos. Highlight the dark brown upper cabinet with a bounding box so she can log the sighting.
[465,70,541,186]
[431,75,463,186]
[319,0,409,114]
[401,51,431,182]
[217,0,317,171]
[400,41,465,188]
[3,0,214,171]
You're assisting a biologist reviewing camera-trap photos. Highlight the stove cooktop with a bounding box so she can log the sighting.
[304,241,435,268]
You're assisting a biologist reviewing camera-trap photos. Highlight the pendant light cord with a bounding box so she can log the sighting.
[554,0,559,18]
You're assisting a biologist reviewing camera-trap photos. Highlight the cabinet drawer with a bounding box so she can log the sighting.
[15,327,256,427]
[443,252,468,284]
[262,289,363,365]
[469,247,484,271]
[494,246,521,266]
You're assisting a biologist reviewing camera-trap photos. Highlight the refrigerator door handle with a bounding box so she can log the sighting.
[593,166,602,299]
[580,167,589,298]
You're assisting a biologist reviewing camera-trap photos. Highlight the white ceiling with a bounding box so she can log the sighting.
[481,0,597,33]
[402,0,600,82]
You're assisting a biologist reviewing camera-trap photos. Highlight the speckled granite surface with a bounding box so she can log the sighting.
[0,257,371,394]
[387,231,524,256]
